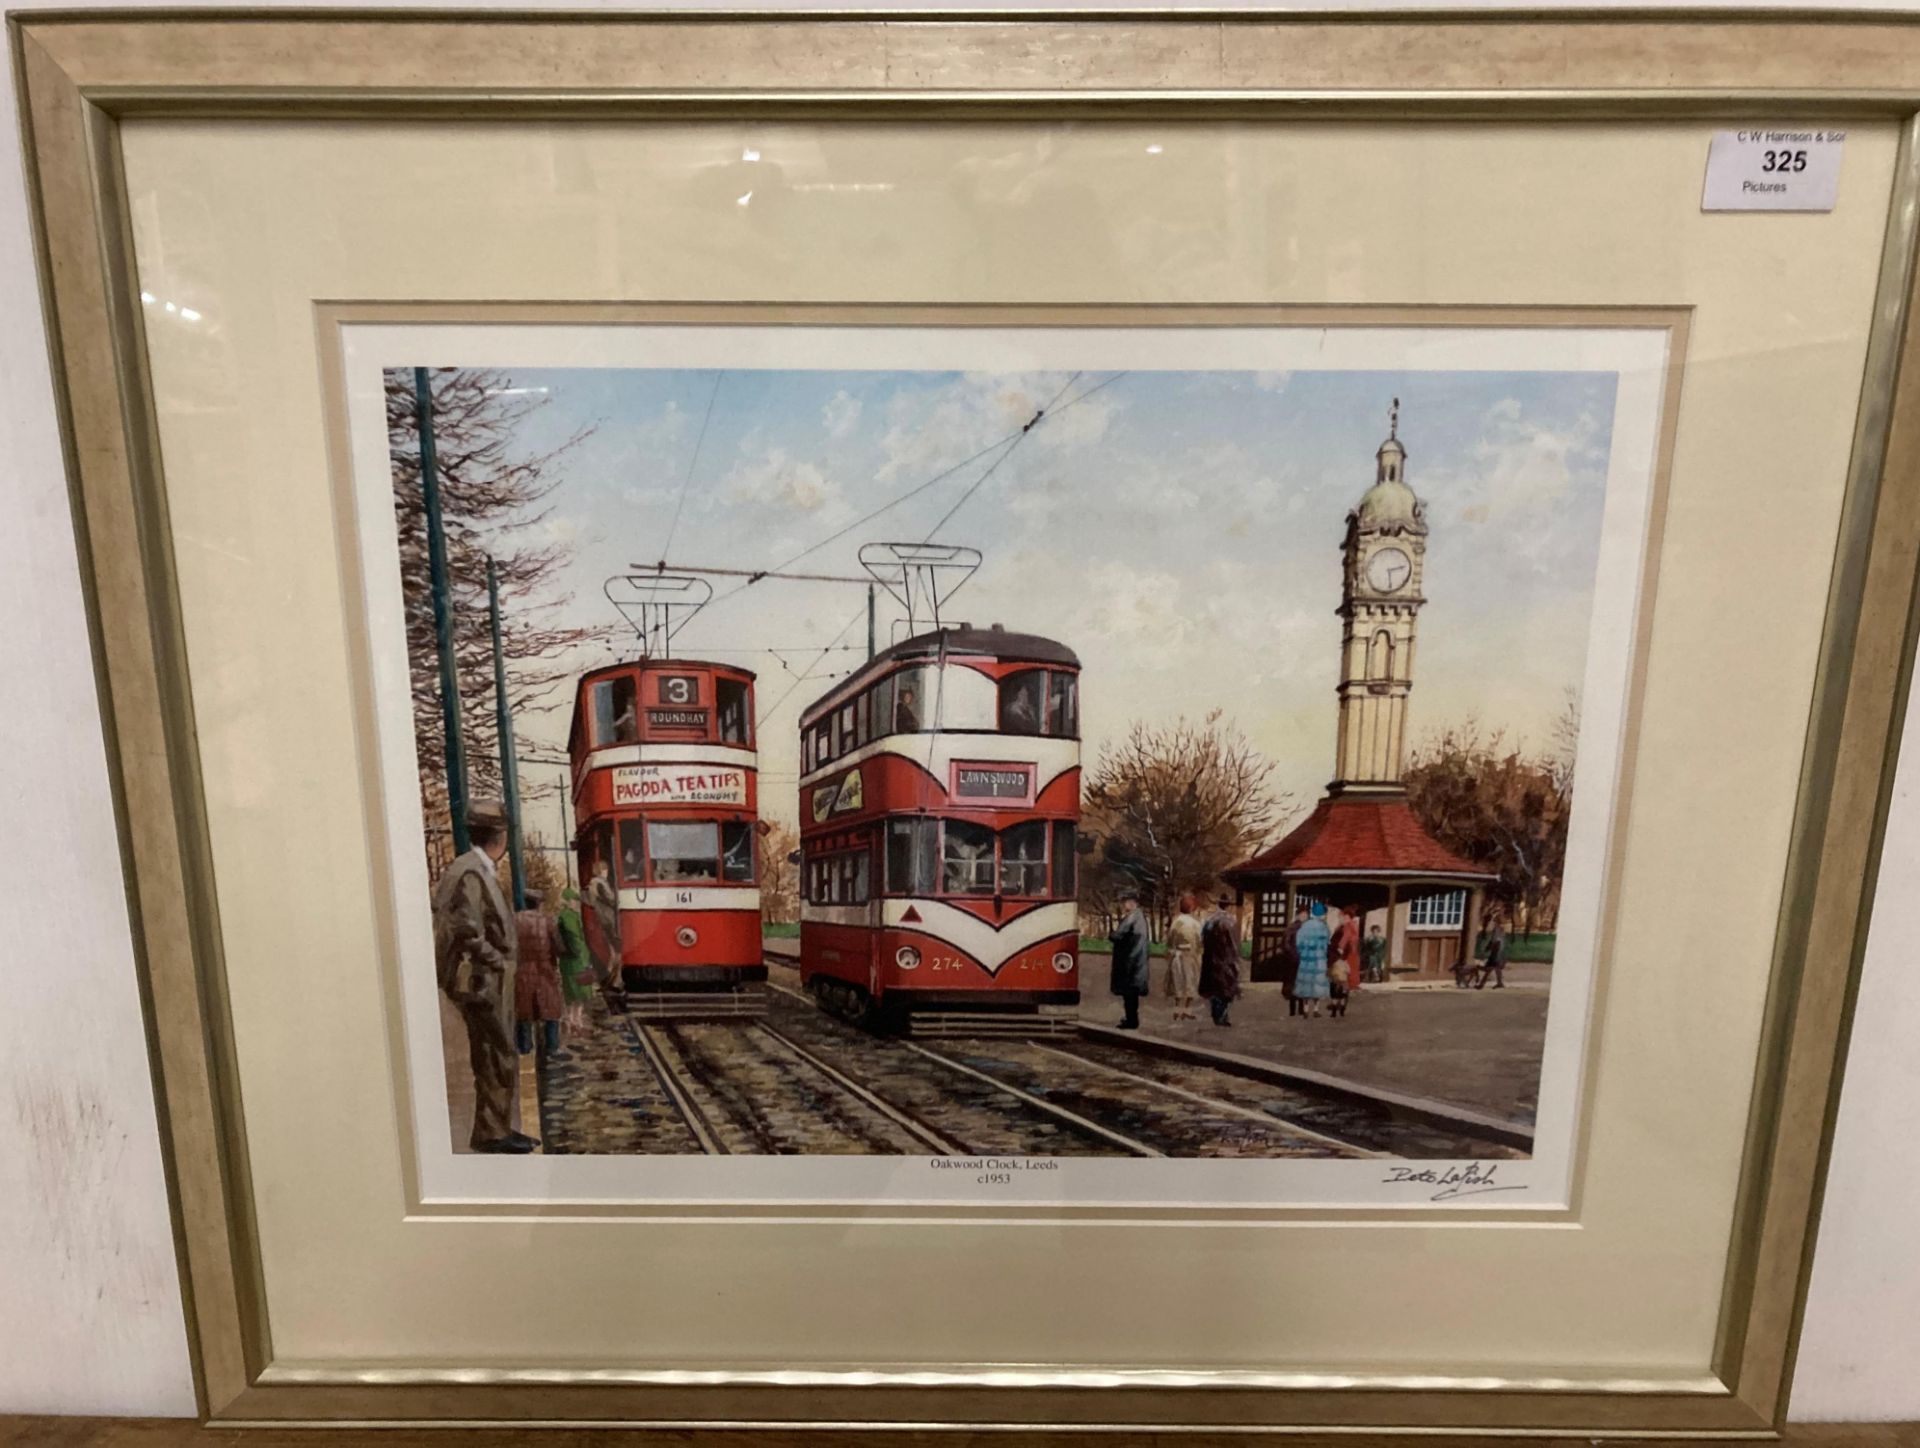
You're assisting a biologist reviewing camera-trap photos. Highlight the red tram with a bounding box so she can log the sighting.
[796,625,1081,1035]
[568,658,765,1018]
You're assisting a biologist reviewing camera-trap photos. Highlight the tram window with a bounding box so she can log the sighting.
[717,678,751,745]
[887,819,938,895]
[589,823,617,888]
[999,670,1046,735]
[814,722,833,768]
[593,676,640,746]
[1051,821,1078,898]
[1048,671,1079,738]
[999,820,1049,897]
[647,821,720,883]
[853,852,871,903]
[893,667,929,732]
[838,703,856,754]
[721,822,755,883]
[853,692,870,748]
[869,675,894,738]
[942,820,996,896]
[616,820,647,885]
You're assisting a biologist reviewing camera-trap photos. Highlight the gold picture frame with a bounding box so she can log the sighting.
[14,9,1920,1433]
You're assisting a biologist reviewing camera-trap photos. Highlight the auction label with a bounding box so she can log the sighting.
[1702,129,1844,212]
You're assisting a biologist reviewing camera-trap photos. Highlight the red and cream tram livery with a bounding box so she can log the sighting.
[568,659,765,1017]
[797,625,1081,1034]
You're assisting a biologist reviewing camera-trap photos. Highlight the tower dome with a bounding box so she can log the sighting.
[1354,398,1426,534]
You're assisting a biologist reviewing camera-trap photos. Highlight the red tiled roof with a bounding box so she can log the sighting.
[1225,794,1496,884]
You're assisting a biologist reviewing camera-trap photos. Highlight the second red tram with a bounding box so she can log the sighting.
[568,658,765,1018]
[796,625,1081,1035]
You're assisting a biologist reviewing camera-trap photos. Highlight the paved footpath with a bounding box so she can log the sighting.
[1099,957,1550,1127]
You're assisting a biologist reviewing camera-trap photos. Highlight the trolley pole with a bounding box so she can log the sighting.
[415,367,470,857]
[487,555,527,910]
[867,582,877,661]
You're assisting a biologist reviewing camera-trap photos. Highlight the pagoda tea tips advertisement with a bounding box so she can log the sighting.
[344,318,1672,1208]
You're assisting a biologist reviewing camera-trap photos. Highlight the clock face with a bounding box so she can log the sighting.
[1366,546,1413,593]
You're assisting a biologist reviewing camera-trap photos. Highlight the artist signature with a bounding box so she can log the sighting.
[1381,1162,1527,1201]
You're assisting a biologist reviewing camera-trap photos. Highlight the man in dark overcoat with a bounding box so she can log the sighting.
[1199,894,1244,1028]
[1107,891,1151,1031]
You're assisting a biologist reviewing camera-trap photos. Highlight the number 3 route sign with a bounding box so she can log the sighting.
[1703,129,1845,213]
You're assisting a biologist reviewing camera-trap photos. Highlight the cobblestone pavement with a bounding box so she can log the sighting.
[536,992,701,1155]
[534,959,1528,1157]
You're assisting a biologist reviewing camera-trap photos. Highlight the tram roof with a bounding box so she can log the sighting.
[570,656,758,694]
[801,625,1079,724]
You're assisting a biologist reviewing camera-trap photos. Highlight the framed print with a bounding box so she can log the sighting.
[16,10,1920,1436]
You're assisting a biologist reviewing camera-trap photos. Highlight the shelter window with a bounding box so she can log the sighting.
[593,676,640,746]
[886,818,938,895]
[1050,822,1078,898]
[1048,671,1080,738]
[616,820,647,886]
[999,820,1049,897]
[1408,889,1466,929]
[717,678,751,745]
[647,821,720,884]
[721,822,755,883]
[941,820,996,896]
[999,670,1046,735]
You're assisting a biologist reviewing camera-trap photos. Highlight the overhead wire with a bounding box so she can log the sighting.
[655,369,725,569]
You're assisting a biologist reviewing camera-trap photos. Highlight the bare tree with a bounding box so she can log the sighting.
[1081,710,1284,937]
[1405,720,1573,935]
[760,822,801,927]
[387,367,616,820]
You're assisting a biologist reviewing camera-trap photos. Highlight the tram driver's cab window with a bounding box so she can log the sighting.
[1051,821,1078,898]
[999,820,1049,897]
[716,678,751,745]
[592,675,640,746]
[721,821,755,883]
[941,820,996,895]
[886,818,938,895]
[648,821,720,883]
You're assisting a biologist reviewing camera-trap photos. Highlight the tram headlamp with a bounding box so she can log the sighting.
[1051,951,1075,974]
[895,946,922,971]
[676,926,699,948]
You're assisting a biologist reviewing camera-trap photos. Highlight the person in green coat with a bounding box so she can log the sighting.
[556,887,595,1033]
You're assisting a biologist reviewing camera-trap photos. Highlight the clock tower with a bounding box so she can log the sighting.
[1333,399,1428,793]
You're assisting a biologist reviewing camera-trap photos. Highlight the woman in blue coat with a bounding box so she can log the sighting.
[1293,900,1333,1019]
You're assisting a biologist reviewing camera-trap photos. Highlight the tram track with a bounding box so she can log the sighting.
[591,970,1462,1160]
[620,1012,731,1155]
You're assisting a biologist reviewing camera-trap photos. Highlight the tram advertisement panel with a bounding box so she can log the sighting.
[612,763,749,807]
[355,314,1670,1212]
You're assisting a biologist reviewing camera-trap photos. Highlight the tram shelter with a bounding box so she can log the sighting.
[1224,793,1498,982]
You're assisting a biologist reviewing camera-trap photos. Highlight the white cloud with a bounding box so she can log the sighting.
[821,389,862,439]
[724,447,849,519]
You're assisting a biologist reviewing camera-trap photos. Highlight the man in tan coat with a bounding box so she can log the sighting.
[432,799,535,1154]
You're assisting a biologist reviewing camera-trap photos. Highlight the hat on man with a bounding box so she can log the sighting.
[466,797,509,831]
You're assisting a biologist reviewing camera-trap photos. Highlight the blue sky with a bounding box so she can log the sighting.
[474,363,1619,828]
